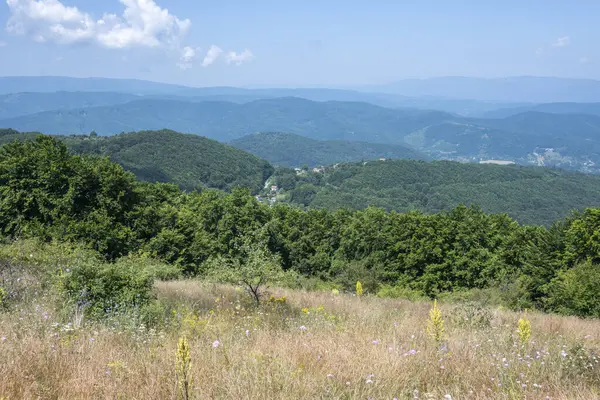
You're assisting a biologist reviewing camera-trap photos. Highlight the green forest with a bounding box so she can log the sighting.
[230,131,426,167]
[3,128,600,226]
[0,128,273,193]
[2,135,600,317]
[273,160,600,226]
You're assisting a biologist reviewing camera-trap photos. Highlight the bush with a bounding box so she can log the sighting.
[0,239,98,309]
[116,254,182,281]
[205,242,285,304]
[294,276,342,292]
[546,261,600,317]
[448,301,493,329]
[376,285,426,301]
[61,258,155,319]
[438,287,503,308]
[330,259,382,294]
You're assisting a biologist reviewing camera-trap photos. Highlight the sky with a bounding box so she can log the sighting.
[0,0,598,87]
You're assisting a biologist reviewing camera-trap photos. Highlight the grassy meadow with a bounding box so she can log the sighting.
[1,278,600,399]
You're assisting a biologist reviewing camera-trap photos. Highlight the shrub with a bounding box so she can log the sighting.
[0,239,98,309]
[116,254,182,281]
[438,287,503,308]
[377,285,426,301]
[330,259,381,294]
[205,241,285,305]
[448,301,493,329]
[61,258,154,319]
[546,261,600,317]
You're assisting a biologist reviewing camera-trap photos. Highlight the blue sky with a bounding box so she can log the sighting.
[0,0,598,87]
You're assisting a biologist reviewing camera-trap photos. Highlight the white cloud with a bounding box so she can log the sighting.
[225,49,254,66]
[5,0,191,48]
[0,41,7,46]
[580,56,589,64]
[202,45,222,67]
[552,36,570,47]
[5,0,253,69]
[177,45,199,69]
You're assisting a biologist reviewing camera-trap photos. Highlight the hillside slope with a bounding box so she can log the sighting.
[3,127,599,225]
[230,132,427,167]
[0,129,273,192]
[273,159,600,225]
[66,130,274,192]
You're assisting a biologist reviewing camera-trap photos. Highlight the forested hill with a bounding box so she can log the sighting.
[273,159,600,226]
[230,132,427,167]
[0,129,273,193]
[2,128,600,225]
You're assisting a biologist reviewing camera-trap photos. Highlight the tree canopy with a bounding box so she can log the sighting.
[2,136,600,316]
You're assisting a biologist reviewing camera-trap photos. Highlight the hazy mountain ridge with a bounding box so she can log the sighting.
[480,102,600,119]
[0,76,539,116]
[0,97,455,141]
[1,96,599,173]
[0,91,141,119]
[365,76,600,102]
[230,132,427,167]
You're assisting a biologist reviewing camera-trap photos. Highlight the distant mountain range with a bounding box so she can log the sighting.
[230,132,427,167]
[480,102,600,118]
[0,92,140,119]
[7,75,600,103]
[0,97,454,140]
[2,95,599,173]
[0,76,535,116]
[3,75,600,174]
[363,76,600,103]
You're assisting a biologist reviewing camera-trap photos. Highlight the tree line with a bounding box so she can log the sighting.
[1,136,599,317]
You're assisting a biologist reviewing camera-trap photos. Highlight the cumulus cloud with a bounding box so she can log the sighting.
[177,45,199,69]
[201,45,222,67]
[225,49,254,66]
[552,36,570,47]
[5,0,254,69]
[5,0,191,48]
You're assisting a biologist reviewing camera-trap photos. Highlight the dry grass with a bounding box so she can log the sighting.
[1,280,600,399]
